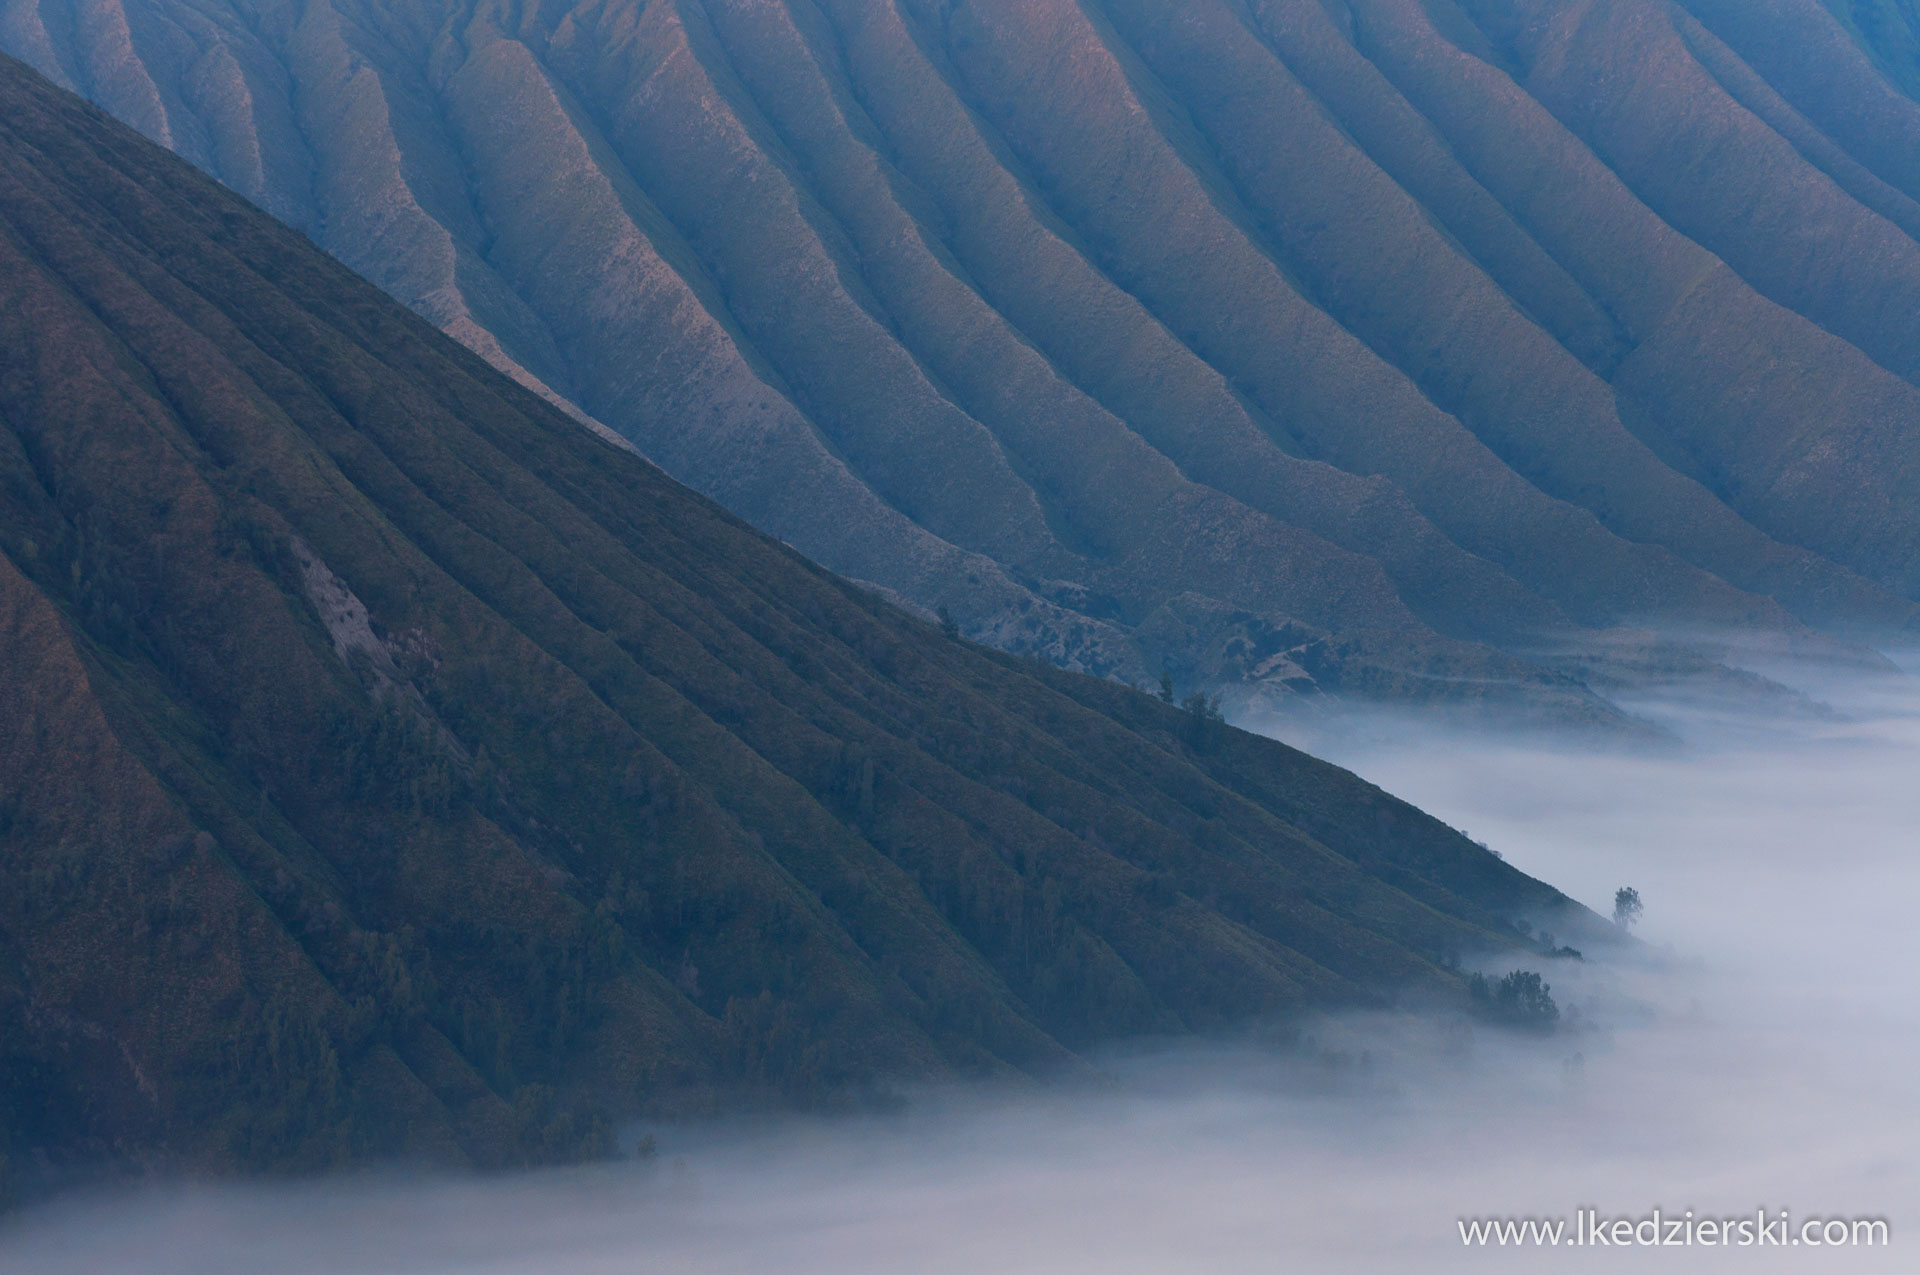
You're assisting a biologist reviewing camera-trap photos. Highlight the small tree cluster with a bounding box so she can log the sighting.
[1469,969,1560,1032]
[1613,887,1643,930]
[1180,690,1226,752]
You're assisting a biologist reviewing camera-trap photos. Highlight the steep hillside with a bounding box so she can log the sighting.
[5,0,1916,716]
[0,57,1602,1197]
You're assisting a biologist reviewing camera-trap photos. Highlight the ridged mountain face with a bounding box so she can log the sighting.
[6,0,1919,716]
[0,57,1599,1191]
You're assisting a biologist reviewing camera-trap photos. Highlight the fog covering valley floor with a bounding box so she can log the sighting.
[10,0,1920,718]
[3,660,1913,1272]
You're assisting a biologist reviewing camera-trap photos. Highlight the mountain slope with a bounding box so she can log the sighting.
[5,0,1916,715]
[0,56,1601,1196]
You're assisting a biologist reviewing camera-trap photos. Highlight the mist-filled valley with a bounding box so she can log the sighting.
[5,664,1911,1272]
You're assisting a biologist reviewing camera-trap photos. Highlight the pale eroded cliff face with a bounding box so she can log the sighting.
[11,0,1920,717]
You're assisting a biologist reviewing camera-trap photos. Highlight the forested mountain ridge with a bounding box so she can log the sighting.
[0,56,1604,1199]
[6,0,1918,717]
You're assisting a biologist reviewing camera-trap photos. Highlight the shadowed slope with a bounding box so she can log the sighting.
[0,57,1600,1194]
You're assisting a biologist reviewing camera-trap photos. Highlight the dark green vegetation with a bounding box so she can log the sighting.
[0,57,1605,1194]
[1468,970,1562,1032]
[7,0,1920,721]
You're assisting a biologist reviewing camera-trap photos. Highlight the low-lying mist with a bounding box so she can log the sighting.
[4,663,1914,1272]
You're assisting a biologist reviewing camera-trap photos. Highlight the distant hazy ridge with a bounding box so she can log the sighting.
[8,0,1920,714]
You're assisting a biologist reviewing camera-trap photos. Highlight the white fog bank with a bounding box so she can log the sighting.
[3,671,1915,1272]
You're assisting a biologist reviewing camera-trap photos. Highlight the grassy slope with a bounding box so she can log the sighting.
[0,56,1599,1193]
